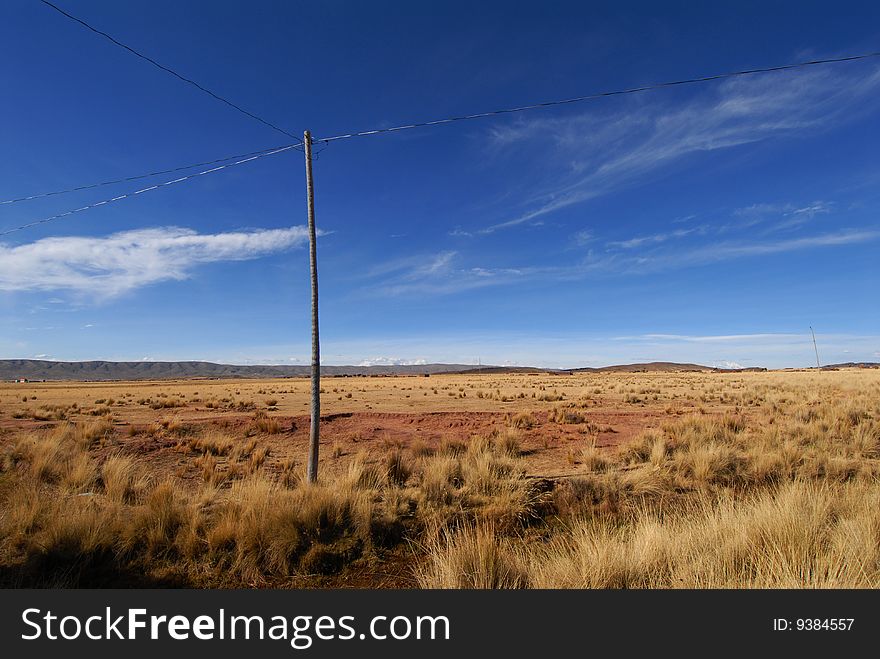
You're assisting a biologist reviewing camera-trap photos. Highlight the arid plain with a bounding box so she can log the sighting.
[1,368,879,588]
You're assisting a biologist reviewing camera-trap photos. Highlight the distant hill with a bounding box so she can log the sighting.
[569,361,714,373]
[449,366,560,375]
[0,359,763,381]
[824,362,880,369]
[0,360,485,381]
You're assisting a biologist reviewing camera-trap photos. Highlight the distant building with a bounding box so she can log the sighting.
[14,378,29,383]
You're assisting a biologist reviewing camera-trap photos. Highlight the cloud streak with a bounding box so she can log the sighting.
[583,228,880,275]
[361,250,532,297]
[606,226,704,250]
[614,332,809,343]
[209,331,880,369]
[0,225,310,297]
[480,63,880,233]
[362,227,878,298]
[357,357,428,367]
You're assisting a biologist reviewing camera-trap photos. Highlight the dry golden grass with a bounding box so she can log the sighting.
[2,368,877,423]
[416,375,880,588]
[251,411,282,435]
[1,368,879,587]
[0,416,538,585]
[509,412,536,430]
[416,524,528,589]
[498,477,880,588]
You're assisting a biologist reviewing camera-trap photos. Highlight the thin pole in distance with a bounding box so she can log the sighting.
[810,326,821,370]
[303,130,321,483]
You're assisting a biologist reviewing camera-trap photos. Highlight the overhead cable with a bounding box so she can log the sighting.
[315,51,880,143]
[0,144,298,236]
[39,0,301,142]
[0,142,300,206]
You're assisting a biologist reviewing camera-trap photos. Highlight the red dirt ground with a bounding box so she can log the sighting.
[70,408,670,485]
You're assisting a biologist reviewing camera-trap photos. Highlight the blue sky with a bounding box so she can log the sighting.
[1,0,878,368]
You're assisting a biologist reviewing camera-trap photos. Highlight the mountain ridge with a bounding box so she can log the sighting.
[0,358,787,381]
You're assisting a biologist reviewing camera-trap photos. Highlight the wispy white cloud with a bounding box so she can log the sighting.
[712,360,744,369]
[572,229,595,246]
[0,226,310,298]
[606,226,704,250]
[584,228,880,274]
[364,226,878,297]
[357,357,428,367]
[193,331,880,369]
[419,251,458,277]
[364,251,455,279]
[722,200,833,233]
[480,64,880,233]
[767,201,833,232]
[600,331,880,368]
[734,203,784,218]
[788,202,832,218]
[653,229,878,267]
[363,250,531,296]
[614,333,807,343]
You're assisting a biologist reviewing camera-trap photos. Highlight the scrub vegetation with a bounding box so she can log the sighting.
[0,369,878,587]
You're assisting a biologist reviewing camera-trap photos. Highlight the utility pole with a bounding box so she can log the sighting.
[810,326,820,370]
[304,130,320,483]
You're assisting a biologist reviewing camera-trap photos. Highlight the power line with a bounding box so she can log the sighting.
[39,0,301,143]
[0,144,298,237]
[7,47,878,236]
[315,51,880,143]
[0,142,300,206]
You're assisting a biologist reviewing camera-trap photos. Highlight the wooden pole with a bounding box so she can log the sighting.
[810,326,820,369]
[304,130,320,483]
